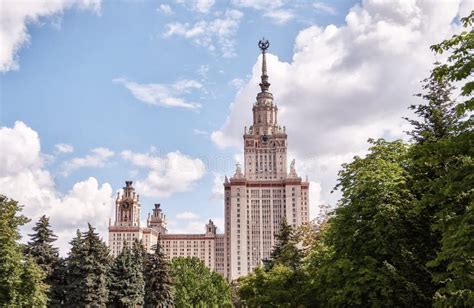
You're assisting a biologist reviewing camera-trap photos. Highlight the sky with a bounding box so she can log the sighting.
[1,0,472,254]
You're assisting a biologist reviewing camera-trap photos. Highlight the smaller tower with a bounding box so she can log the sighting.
[147,203,168,235]
[205,219,217,237]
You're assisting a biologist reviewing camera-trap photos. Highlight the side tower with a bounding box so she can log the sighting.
[109,181,144,257]
[224,39,310,280]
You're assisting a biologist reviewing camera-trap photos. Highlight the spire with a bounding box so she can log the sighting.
[258,38,270,92]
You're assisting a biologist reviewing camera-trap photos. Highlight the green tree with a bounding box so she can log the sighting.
[25,215,60,278]
[64,229,84,306]
[109,242,145,307]
[65,224,110,307]
[310,140,431,306]
[238,264,307,307]
[171,257,230,307]
[266,219,302,270]
[0,195,48,307]
[144,239,174,307]
[409,12,474,306]
[17,256,49,307]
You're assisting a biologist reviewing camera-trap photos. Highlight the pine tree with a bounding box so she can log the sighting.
[109,241,145,307]
[267,219,302,270]
[144,238,174,307]
[25,216,59,285]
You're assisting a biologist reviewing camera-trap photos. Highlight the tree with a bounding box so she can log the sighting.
[310,140,431,306]
[17,256,49,307]
[144,238,174,307]
[409,12,474,306]
[64,224,110,307]
[0,195,48,307]
[64,229,84,306]
[171,257,231,306]
[25,215,60,303]
[81,223,111,306]
[238,264,307,307]
[266,219,302,270]
[430,11,473,115]
[109,242,145,307]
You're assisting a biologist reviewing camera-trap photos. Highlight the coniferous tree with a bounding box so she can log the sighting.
[144,238,174,307]
[267,219,302,270]
[65,224,110,307]
[25,216,60,286]
[81,223,110,306]
[49,257,68,307]
[109,241,145,307]
[64,229,84,306]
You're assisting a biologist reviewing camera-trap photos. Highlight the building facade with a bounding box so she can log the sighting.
[108,40,309,280]
[223,39,309,279]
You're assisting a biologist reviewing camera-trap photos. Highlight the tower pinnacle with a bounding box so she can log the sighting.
[258,38,270,92]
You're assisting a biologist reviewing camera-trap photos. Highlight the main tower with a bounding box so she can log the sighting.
[224,39,310,279]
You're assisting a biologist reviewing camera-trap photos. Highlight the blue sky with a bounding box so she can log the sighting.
[1,0,471,252]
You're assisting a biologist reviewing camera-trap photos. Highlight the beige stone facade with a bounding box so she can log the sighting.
[108,41,309,280]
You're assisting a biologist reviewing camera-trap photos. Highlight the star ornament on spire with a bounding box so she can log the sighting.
[258,38,270,53]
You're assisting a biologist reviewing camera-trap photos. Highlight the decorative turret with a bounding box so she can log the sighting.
[147,203,168,234]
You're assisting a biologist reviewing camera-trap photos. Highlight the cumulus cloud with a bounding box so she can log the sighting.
[0,0,101,72]
[211,0,469,207]
[61,147,114,176]
[54,143,74,154]
[163,10,243,57]
[114,78,203,109]
[0,121,113,255]
[121,148,206,198]
[210,172,225,200]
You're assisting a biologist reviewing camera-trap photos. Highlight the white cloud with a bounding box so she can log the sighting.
[0,0,101,72]
[0,121,113,255]
[114,78,202,109]
[61,147,114,176]
[264,9,294,24]
[211,0,468,206]
[175,0,215,13]
[158,4,174,15]
[313,2,336,15]
[54,143,74,154]
[229,78,245,89]
[121,149,206,198]
[232,0,283,10]
[193,128,208,135]
[176,211,200,220]
[210,172,224,200]
[163,10,243,57]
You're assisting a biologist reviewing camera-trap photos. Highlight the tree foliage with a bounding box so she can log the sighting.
[108,241,145,307]
[171,257,231,307]
[144,239,174,307]
[0,195,48,307]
